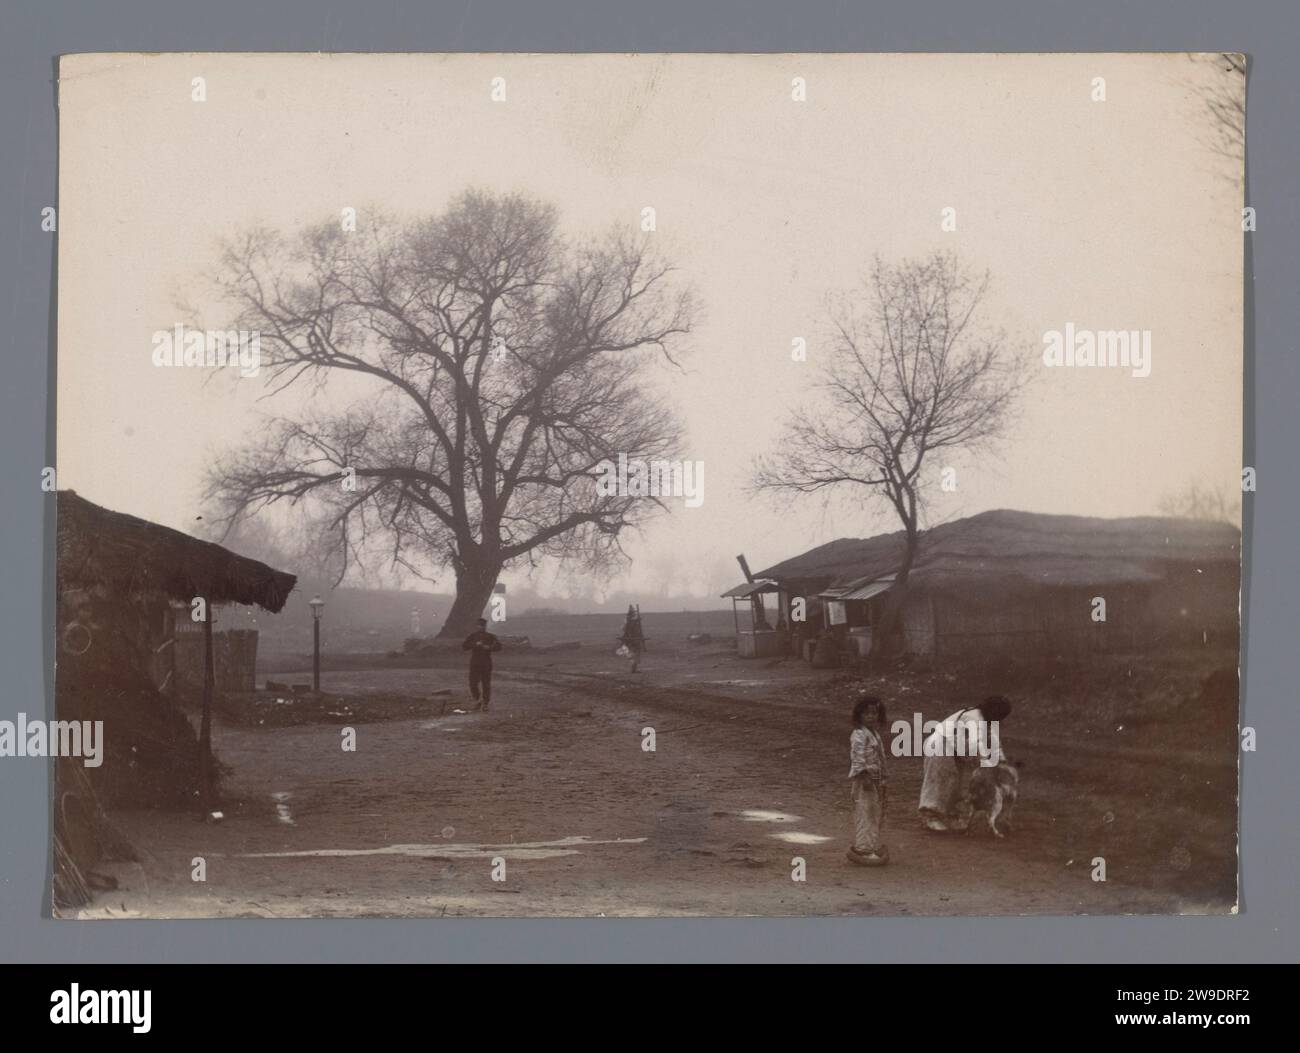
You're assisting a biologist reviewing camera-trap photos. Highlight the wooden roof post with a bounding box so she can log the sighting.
[199,602,214,812]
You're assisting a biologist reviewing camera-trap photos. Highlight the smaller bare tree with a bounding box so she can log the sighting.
[754,252,1025,654]
[1188,52,1246,172]
[1158,482,1238,526]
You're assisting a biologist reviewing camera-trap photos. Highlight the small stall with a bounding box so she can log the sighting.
[819,575,895,658]
[721,579,789,658]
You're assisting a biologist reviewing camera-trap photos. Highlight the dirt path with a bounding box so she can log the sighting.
[81,659,1216,918]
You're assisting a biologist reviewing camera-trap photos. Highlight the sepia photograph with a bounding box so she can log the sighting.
[49,51,1245,919]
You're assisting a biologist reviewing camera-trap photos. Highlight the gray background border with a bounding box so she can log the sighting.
[1,0,1293,963]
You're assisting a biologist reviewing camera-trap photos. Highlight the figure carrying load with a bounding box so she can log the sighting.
[617,604,646,673]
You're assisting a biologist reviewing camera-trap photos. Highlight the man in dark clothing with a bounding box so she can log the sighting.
[619,604,645,673]
[462,617,502,709]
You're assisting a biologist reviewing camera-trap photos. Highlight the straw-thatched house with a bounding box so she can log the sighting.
[54,491,296,908]
[58,490,295,678]
[753,509,1240,662]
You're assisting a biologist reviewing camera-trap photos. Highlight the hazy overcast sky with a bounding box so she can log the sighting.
[58,53,1243,603]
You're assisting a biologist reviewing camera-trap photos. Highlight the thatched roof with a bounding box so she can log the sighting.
[57,491,297,612]
[757,509,1241,595]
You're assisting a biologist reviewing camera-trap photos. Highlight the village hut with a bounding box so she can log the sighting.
[58,490,295,631]
[54,491,296,908]
[745,509,1240,663]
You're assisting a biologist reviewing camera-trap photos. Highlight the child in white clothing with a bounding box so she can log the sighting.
[847,694,889,866]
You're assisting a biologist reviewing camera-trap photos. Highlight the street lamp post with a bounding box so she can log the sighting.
[309,594,325,694]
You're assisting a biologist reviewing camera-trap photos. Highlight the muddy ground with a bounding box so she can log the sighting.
[79,631,1239,918]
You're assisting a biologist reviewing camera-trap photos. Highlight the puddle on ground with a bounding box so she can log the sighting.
[740,809,800,823]
[75,907,145,919]
[271,792,295,825]
[239,835,647,862]
[770,831,832,845]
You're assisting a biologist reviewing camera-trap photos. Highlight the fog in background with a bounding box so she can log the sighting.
[58,53,1243,611]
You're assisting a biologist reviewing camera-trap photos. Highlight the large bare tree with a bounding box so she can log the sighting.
[207,190,693,636]
[754,252,1024,653]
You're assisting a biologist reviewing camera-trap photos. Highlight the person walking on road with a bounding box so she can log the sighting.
[462,617,502,710]
[618,604,646,673]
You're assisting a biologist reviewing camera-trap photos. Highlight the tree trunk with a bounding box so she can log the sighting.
[871,531,919,663]
[436,558,501,639]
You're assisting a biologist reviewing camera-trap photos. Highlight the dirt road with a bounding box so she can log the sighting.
[83,645,1234,918]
